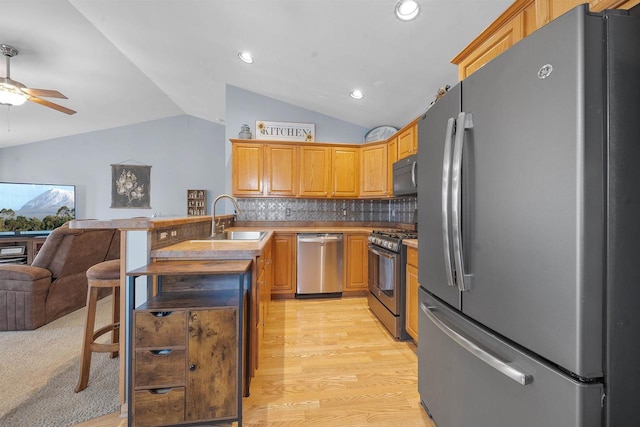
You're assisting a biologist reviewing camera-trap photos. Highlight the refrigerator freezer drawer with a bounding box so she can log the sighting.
[418,288,603,427]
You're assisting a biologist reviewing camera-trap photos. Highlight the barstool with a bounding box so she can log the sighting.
[75,258,121,393]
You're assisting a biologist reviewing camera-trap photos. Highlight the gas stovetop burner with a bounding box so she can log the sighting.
[369,229,417,252]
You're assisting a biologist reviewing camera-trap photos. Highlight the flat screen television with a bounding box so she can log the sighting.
[0,182,76,236]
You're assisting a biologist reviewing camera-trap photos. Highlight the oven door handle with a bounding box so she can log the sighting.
[368,245,395,259]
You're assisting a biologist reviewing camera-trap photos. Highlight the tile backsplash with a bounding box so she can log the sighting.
[236,197,417,224]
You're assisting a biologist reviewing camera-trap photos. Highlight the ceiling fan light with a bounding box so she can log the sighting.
[0,83,27,106]
[395,0,420,21]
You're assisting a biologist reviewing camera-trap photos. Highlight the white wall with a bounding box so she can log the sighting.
[0,115,226,219]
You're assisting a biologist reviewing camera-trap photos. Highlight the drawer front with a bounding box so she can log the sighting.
[134,310,186,348]
[134,349,186,388]
[133,387,185,427]
[407,246,418,267]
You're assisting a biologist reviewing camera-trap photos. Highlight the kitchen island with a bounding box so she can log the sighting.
[70,216,412,418]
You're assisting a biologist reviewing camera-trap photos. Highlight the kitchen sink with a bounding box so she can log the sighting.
[190,231,268,242]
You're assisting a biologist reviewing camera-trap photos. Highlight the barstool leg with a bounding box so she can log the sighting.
[75,285,99,393]
[110,286,120,358]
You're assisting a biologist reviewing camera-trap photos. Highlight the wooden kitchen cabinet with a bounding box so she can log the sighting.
[331,147,359,197]
[452,0,640,80]
[232,142,264,196]
[405,246,419,343]
[299,146,331,197]
[360,142,390,198]
[272,232,296,297]
[344,233,369,295]
[397,123,418,159]
[388,136,398,196]
[299,145,359,198]
[132,303,238,426]
[232,142,298,197]
[265,144,298,196]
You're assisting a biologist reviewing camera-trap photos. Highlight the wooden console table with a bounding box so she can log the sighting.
[126,260,251,427]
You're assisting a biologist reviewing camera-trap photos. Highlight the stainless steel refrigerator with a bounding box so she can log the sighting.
[416,5,640,427]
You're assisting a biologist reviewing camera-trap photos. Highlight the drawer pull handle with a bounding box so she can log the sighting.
[189,364,196,371]
[149,388,173,395]
[150,349,173,356]
[151,311,173,317]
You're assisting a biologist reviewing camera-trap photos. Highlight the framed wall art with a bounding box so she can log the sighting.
[111,163,151,209]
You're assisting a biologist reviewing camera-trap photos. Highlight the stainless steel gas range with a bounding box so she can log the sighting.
[367,229,417,340]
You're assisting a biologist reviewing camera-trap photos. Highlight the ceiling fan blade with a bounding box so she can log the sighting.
[28,96,76,115]
[22,88,68,99]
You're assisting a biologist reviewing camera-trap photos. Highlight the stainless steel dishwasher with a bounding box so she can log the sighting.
[296,233,343,297]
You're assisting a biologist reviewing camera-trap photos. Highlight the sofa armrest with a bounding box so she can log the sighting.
[0,265,52,292]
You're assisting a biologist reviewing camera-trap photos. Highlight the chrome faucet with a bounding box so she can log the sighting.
[211,194,241,236]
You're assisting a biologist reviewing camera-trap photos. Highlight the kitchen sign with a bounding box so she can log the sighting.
[255,120,315,142]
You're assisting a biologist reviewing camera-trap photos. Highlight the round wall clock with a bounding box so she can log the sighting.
[364,125,398,143]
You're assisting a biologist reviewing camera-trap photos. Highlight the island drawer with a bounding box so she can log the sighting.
[133,387,185,426]
[134,310,186,348]
[134,349,186,388]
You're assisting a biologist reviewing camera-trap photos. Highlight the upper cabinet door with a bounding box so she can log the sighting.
[331,147,359,197]
[265,145,298,197]
[397,124,418,159]
[360,143,389,197]
[299,146,331,197]
[232,143,264,196]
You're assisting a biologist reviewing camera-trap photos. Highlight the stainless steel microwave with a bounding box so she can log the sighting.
[393,154,418,196]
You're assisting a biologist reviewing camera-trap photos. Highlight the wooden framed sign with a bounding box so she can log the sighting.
[255,120,315,142]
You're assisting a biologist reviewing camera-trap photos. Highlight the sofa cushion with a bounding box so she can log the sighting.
[0,265,51,292]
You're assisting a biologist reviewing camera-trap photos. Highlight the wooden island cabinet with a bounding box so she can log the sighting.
[127,260,250,427]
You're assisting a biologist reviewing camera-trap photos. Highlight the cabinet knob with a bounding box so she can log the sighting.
[189,364,196,371]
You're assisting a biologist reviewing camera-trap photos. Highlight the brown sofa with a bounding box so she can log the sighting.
[0,223,120,331]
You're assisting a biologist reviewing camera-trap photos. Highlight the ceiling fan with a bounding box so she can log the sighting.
[0,44,76,115]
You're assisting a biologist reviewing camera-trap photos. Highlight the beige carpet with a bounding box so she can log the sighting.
[0,295,120,426]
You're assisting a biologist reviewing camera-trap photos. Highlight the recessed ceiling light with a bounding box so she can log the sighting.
[350,89,364,100]
[395,0,420,21]
[238,51,254,64]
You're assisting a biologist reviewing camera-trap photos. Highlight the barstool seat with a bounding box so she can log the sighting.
[75,259,121,393]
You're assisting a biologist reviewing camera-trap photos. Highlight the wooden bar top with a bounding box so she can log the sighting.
[127,259,252,276]
[69,215,211,231]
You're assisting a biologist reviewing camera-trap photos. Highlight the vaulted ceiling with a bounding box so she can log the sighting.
[0,0,511,148]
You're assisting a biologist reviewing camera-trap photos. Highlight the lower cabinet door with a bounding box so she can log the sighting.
[134,387,185,426]
[187,308,238,421]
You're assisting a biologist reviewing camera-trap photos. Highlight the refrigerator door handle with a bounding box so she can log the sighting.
[411,161,417,187]
[452,112,473,292]
[441,117,456,288]
[421,303,533,386]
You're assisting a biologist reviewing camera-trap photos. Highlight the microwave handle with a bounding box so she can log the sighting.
[411,161,417,187]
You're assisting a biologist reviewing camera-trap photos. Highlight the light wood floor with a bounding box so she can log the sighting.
[76,297,434,427]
